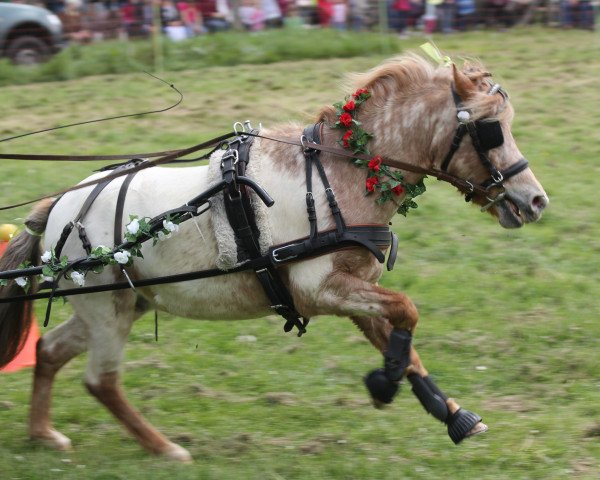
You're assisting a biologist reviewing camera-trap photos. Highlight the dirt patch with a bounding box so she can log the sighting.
[483,395,536,413]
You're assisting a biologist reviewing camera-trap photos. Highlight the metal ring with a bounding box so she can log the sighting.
[300,134,308,149]
[233,122,244,136]
[491,171,504,184]
[465,180,474,193]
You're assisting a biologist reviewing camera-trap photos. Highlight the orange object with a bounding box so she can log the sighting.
[0,240,39,372]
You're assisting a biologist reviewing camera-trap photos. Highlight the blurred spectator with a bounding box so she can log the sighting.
[161,0,190,40]
[297,0,318,26]
[45,0,66,14]
[331,0,348,29]
[283,1,305,27]
[61,0,93,43]
[485,0,510,27]
[195,0,231,32]
[348,0,367,30]
[121,0,152,38]
[439,0,456,33]
[261,0,283,27]
[455,0,475,29]
[177,1,204,36]
[318,0,333,26]
[389,0,411,37]
[407,0,424,28]
[560,0,595,29]
[239,0,265,30]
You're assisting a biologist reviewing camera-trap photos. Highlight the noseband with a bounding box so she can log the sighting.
[441,84,530,210]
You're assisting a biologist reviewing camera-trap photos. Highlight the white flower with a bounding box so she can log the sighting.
[457,110,471,123]
[41,275,55,282]
[15,277,28,288]
[113,250,131,265]
[41,251,52,263]
[126,218,140,235]
[163,220,179,233]
[70,271,85,287]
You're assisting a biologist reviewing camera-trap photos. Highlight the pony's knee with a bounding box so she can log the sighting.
[84,371,119,401]
[388,292,419,332]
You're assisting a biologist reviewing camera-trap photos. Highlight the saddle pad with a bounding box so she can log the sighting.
[207,141,273,271]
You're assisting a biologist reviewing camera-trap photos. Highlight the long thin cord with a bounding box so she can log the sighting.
[0,72,183,144]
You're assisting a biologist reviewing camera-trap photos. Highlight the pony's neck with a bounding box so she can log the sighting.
[359,86,451,183]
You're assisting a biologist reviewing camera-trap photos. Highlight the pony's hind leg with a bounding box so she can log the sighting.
[30,314,89,450]
[351,315,488,443]
[81,291,192,463]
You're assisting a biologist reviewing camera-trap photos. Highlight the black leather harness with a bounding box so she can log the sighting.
[35,126,396,335]
[219,125,396,336]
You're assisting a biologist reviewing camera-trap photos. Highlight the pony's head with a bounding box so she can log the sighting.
[341,55,549,229]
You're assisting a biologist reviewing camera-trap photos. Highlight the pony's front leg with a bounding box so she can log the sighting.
[318,272,486,444]
[353,315,488,443]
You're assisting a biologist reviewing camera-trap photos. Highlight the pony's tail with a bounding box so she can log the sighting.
[0,199,53,369]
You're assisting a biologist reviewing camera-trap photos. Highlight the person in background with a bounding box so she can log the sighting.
[560,0,595,30]
[348,0,366,30]
[120,0,152,38]
[261,0,283,27]
[331,0,347,29]
[437,0,455,33]
[239,0,265,30]
[61,0,93,43]
[390,0,412,37]
[195,0,230,32]
[455,0,475,30]
[318,0,333,27]
[177,1,204,36]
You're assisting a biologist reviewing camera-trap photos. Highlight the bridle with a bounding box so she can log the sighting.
[440,83,530,211]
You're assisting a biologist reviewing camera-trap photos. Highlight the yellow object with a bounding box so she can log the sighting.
[420,42,453,67]
[0,224,18,242]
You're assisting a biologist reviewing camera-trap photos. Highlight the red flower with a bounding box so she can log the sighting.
[342,129,353,148]
[366,176,379,192]
[368,155,382,172]
[339,112,353,127]
[392,184,404,196]
[343,100,356,112]
[353,88,369,98]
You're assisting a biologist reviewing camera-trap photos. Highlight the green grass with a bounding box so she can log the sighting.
[1,27,600,479]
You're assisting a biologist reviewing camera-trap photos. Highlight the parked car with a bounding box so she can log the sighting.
[0,2,63,65]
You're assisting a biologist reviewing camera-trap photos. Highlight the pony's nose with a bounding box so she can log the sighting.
[531,193,549,217]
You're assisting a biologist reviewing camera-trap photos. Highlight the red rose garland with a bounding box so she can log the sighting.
[332,88,426,216]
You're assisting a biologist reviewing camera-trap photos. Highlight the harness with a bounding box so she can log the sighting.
[219,124,395,336]
[24,126,395,336]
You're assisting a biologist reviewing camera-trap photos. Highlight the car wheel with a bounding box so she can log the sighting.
[6,36,50,66]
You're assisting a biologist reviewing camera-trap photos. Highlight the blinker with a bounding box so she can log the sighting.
[474,120,504,151]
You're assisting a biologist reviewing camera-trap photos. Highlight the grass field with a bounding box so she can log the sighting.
[0,28,599,479]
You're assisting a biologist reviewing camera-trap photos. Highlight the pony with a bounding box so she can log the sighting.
[0,54,548,462]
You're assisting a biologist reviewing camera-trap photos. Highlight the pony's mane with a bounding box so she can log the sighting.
[318,53,512,123]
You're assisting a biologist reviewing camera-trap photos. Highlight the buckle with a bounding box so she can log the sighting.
[271,244,299,263]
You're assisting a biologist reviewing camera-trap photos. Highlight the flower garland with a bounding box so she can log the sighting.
[332,88,426,216]
[0,215,180,292]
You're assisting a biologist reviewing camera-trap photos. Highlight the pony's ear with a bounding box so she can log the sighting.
[452,64,476,100]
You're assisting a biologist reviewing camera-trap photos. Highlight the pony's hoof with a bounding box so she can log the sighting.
[30,429,72,451]
[466,421,489,438]
[364,368,399,406]
[447,408,483,444]
[163,443,193,464]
